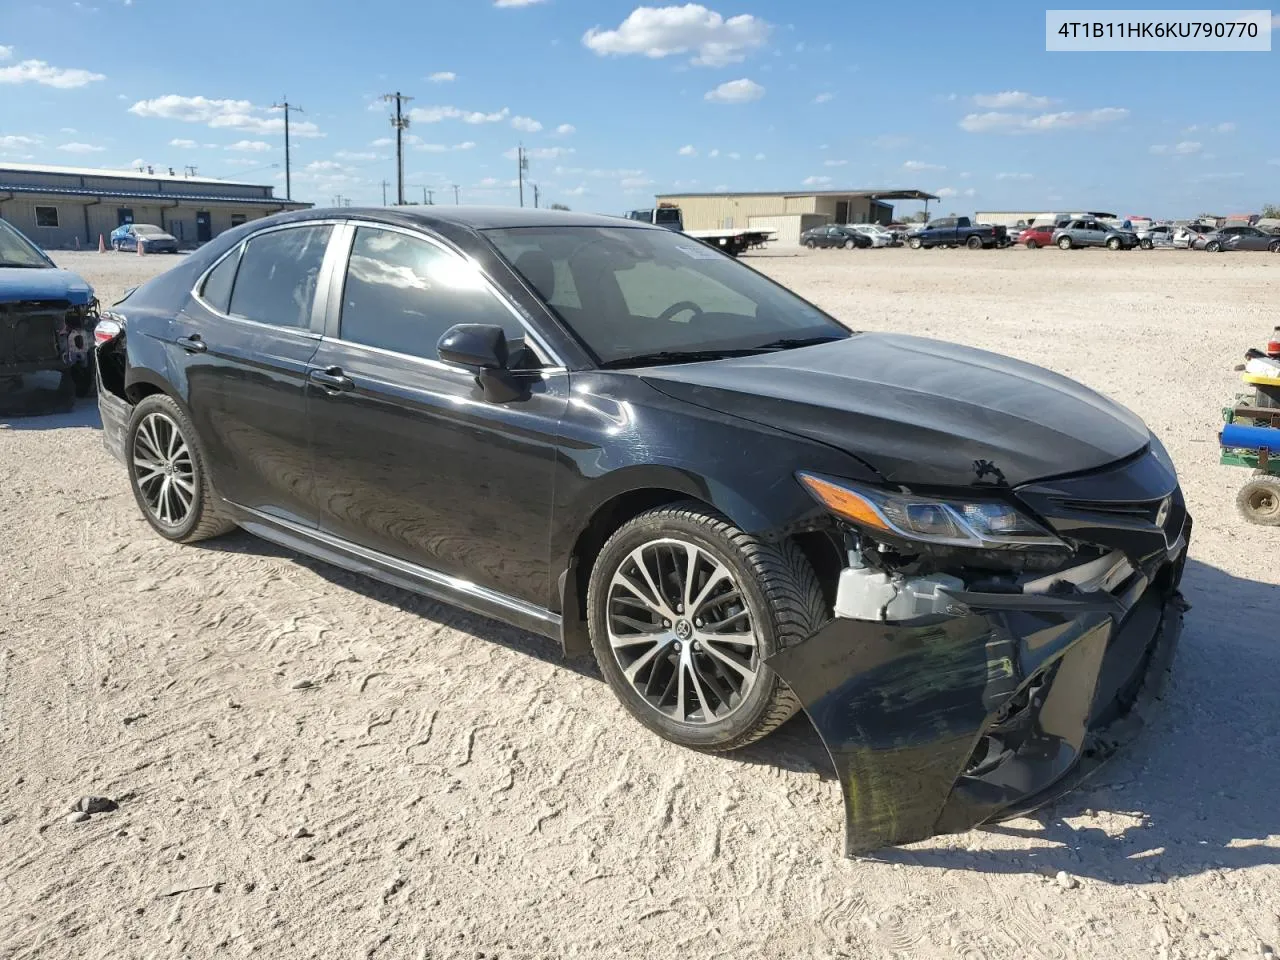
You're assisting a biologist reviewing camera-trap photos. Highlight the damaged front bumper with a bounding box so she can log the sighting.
[765,521,1189,857]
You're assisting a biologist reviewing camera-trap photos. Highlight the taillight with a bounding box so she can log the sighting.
[94,317,123,345]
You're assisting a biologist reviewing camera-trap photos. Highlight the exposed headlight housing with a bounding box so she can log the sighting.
[797,472,1065,550]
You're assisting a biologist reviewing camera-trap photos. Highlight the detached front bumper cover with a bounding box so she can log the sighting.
[765,531,1188,857]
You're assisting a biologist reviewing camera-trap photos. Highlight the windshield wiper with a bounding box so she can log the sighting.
[602,336,846,369]
[750,335,846,350]
[0,261,48,269]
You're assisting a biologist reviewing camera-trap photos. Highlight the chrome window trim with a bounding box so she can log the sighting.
[320,333,568,380]
[336,219,566,369]
[189,218,348,336]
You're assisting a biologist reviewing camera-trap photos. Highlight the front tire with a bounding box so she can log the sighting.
[1025,239,1039,249]
[126,394,235,543]
[1206,241,1221,253]
[908,236,922,249]
[1106,237,1122,250]
[804,239,817,249]
[587,503,825,752]
[1058,236,1073,250]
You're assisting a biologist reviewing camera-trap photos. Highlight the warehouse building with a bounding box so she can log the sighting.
[0,162,310,249]
[654,188,938,246]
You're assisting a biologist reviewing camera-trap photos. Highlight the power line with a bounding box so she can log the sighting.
[271,98,303,201]
[381,91,414,205]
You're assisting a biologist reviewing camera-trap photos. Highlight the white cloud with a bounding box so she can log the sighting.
[971,90,1052,109]
[583,4,770,67]
[428,71,456,82]
[0,45,12,60]
[728,151,740,159]
[903,160,944,171]
[995,172,1033,180]
[371,137,394,147]
[935,186,958,198]
[511,115,543,133]
[415,141,477,152]
[963,187,976,197]
[168,138,198,148]
[708,148,720,158]
[305,160,347,172]
[621,176,654,188]
[555,123,576,135]
[495,0,545,6]
[1212,121,1236,134]
[0,133,40,157]
[823,159,848,167]
[754,152,764,160]
[411,105,509,124]
[57,141,105,153]
[802,175,832,186]
[564,185,590,196]
[959,107,1128,133]
[1150,140,1201,155]
[335,150,385,161]
[129,94,322,137]
[814,92,833,104]
[0,58,105,88]
[60,127,77,134]
[678,144,697,156]
[226,139,272,152]
[713,184,729,192]
[704,77,764,103]
[504,145,574,160]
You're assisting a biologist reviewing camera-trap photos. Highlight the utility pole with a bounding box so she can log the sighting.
[271,98,302,201]
[517,144,529,207]
[380,180,389,206]
[452,184,460,205]
[183,165,198,178]
[381,91,414,205]
[424,187,435,205]
[532,183,540,209]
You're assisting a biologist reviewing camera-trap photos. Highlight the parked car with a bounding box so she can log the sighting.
[1193,225,1280,253]
[1051,218,1139,250]
[801,224,872,249]
[110,223,180,254]
[883,222,915,242]
[1139,225,1177,249]
[0,216,98,402]
[1173,223,1213,249]
[95,206,1191,856]
[1015,225,1055,249]
[907,216,1008,250]
[847,224,899,248]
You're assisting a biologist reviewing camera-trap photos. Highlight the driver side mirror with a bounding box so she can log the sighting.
[437,323,509,371]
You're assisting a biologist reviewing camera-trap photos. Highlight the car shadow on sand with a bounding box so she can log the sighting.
[0,394,102,430]
[194,532,1280,877]
[874,557,1280,884]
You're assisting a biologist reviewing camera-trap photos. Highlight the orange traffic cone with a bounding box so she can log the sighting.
[98,234,105,253]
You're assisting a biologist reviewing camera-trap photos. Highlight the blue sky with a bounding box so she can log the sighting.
[1,0,1277,217]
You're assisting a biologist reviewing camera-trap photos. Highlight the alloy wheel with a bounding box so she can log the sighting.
[605,537,760,726]
[132,411,196,527]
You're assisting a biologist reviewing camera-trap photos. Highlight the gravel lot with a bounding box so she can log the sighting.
[2,246,1278,959]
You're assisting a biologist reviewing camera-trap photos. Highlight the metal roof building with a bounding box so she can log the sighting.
[654,188,938,246]
[0,162,310,249]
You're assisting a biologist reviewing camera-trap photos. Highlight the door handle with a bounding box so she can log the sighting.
[176,335,207,353]
[309,367,354,392]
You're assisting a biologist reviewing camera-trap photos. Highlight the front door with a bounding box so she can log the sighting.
[196,211,212,243]
[171,222,333,524]
[305,223,566,607]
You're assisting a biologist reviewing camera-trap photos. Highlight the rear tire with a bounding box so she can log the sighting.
[1237,476,1280,526]
[126,394,235,543]
[587,502,826,752]
[1058,236,1073,250]
[966,235,983,250]
[1269,240,1280,253]
[843,239,855,250]
[1026,239,1039,249]
[804,239,817,249]
[908,237,922,249]
[1206,241,1221,253]
[1141,238,1154,250]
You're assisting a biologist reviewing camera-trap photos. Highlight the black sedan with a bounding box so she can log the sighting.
[800,224,872,249]
[95,207,1190,855]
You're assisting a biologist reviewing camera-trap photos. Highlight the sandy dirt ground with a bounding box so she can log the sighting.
[1,246,1278,960]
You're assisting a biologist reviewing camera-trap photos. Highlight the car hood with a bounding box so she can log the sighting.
[0,267,95,306]
[640,333,1150,488]
[138,232,177,242]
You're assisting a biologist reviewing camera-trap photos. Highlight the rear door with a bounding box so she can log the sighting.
[304,222,568,607]
[172,221,339,525]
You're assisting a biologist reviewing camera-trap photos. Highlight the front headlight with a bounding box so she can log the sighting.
[797,472,1065,550]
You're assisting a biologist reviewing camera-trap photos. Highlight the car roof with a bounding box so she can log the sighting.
[276,205,659,232]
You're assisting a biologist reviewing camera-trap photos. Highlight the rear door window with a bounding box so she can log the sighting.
[200,246,242,314]
[228,225,332,329]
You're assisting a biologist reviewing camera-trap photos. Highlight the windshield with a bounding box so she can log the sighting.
[133,224,165,236]
[0,218,53,268]
[485,225,849,365]
[653,208,682,225]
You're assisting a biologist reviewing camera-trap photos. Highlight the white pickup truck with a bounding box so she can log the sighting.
[624,205,773,256]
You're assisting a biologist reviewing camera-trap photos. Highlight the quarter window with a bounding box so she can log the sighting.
[35,206,59,228]
[227,225,332,329]
[338,226,528,363]
[200,246,242,314]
